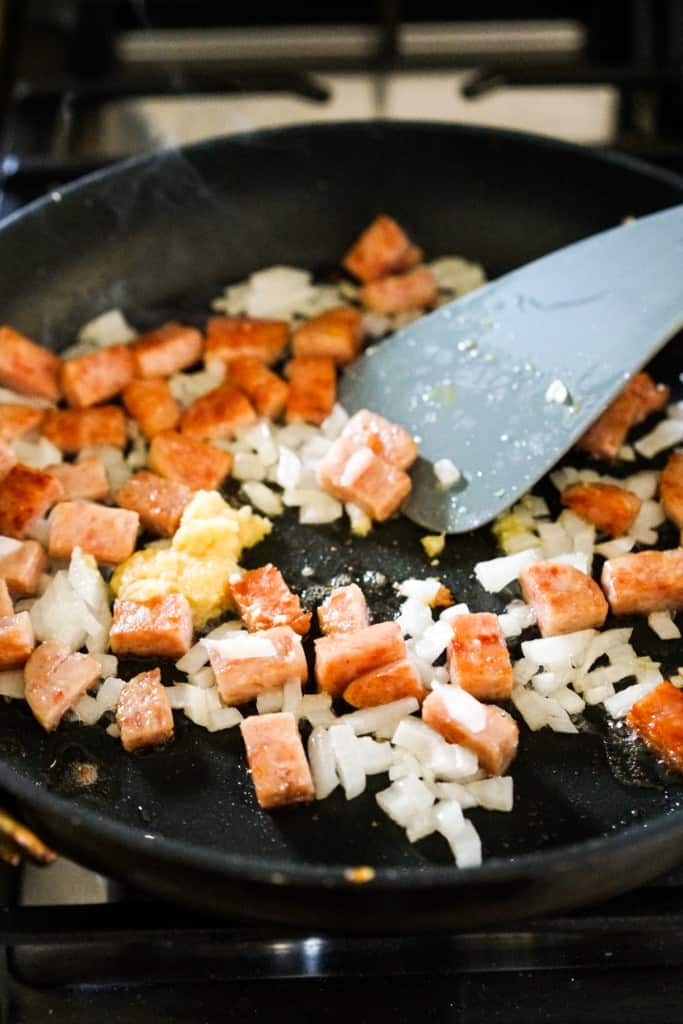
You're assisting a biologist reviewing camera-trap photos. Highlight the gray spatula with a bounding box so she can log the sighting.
[338,203,683,534]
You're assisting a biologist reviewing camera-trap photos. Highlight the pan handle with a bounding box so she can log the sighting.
[0,808,56,867]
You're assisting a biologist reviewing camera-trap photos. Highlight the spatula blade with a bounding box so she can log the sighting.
[339,204,683,533]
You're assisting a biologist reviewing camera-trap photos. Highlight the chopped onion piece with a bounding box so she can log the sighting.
[594,537,635,558]
[405,807,437,843]
[201,635,276,660]
[92,653,118,679]
[434,458,461,489]
[440,603,469,624]
[336,698,419,737]
[282,678,303,715]
[398,578,442,603]
[206,706,243,732]
[241,482,283,517]
[176,642,209,675]
[0,536,22,558]
[308,727,339,800]
[522,630,596,670]
[537,521,572,558]
[549,551,591,574]
[429,742,478,781]
[474,548,542,593]
[604,680,660,718]
[358,736,394,775]
[299,692,335,728]
[329,722,366,800]
[414,620,453,663]
[648,610,681,640]
[388,749,423,781]
[188,667,216,689]
[256,687,283,714]
[321,403,349,440]
[551,685,585,715]
[634,419,683,458]
[498,600,536,638]
[397,597,433,639]
[346,502,372,537]
[433,683,486,733]
[392,717,443,762]
[13,436,62,470]
[376,776,434,828]
[72,694,101,726]
[96,676,125,711]
[467,776,513,812]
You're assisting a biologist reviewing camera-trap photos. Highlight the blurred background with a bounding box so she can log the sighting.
[0,1,681,216]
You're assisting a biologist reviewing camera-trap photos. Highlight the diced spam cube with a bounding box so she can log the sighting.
[519,561,608,637]
[115,470,192,537]
[343,215,416,282]
[576,373,666,460]
[0,464,63,538]
[230,564,311,635]
[317,583,369,635]
[629,371,670,423]
[660,451,683,529]
[148,431,232,491]
[122,377,181,438]
[343,658,424,708]
[0,540,46,596]
[42,406,127,452]
[292,306,364,366]
[626,680,683,773]
[0,404,45,443]
[24,641,100,730]
[0,611,35,670]
[341,409,418,470]
[448,612,513,700]
[225,357,289,419]
[0,326,61,400]
[132,322,203,378]
[60,344,134,408]
[109,594,194,659]
[601,549,683,616]
[285,356,336,425]
[422,688,519,776]
[317,438,411,521]
[561,482,641,537]
[314,620,405,698]
[205,317,288,365]
[45,456,109,501]
[49,501,139,565]
[360,266,438,314]
[209,625,307,706]
[116,668,174,752]
[240,711,314,809]
[180,384,257,441]
[0,580,12,616]
[0,441,15,482]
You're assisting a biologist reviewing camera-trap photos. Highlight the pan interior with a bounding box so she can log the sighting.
[0,123,681,881]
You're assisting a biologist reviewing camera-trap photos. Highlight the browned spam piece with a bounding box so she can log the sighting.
[0,464,64,538]
[225,357,289,419]
[109,594,194,659]
[45,456,110,502]
[116,668,174,752]
[314,620,405,698]
[24,641,100,730]
[209,625,307,706]
[0,540,46,597]
[60,344,134,408]
[0,404,45,443]
[316,437,411,521]
[230,564,311,635]
[561,481,641,537]
[360,266,438,314]
[343,215,415,283]
[343,658,425,708]
[341,409,418,470]
[42,406,127,452]
[447,612,514,700]
[122,377,181,438]
[285,356,336,426]
[148,431,232,491]
[48,501,139,565]
[626,680,683,774]
[205,317,288,366]
[115,470,192,537]
[317,583,369,635]
[422,689,519,776]
[240,711,314,809]
[0,580,12,616]
[0,326,61,401]
[180,384,257,441]
[660,451,683,529]
[601,548,683,616]
[132,322,203,378]
[519,561,608,637]
[292,306,364,366]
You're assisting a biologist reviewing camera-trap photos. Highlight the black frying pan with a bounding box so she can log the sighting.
[0,122,682,930]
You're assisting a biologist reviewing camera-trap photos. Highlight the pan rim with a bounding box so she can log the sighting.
[1,119,682,896]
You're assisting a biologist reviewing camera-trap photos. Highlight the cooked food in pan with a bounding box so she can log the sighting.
[0,214,681,868]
